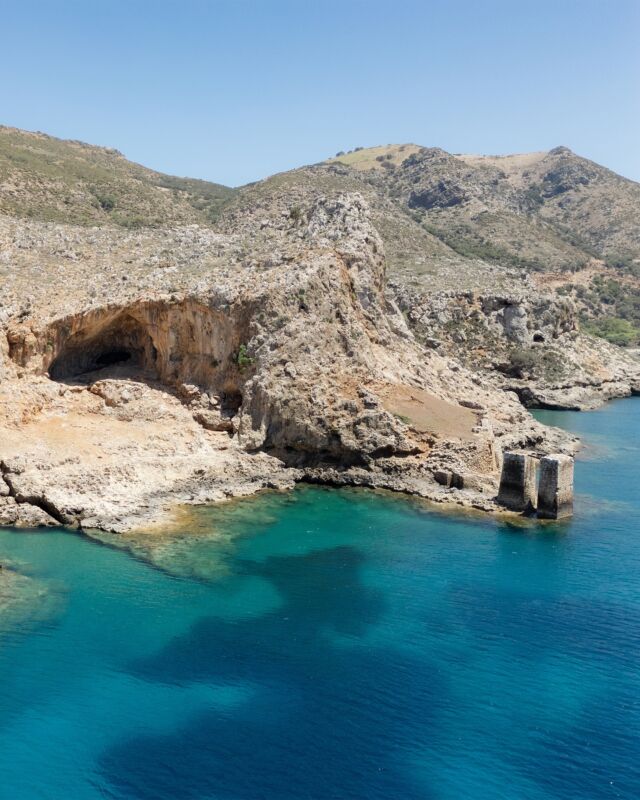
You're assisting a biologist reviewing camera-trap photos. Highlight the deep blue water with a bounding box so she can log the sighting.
[1,398,639,800]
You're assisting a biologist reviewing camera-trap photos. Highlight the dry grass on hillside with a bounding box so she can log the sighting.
[328,144,422,171]
[381,384,478,440]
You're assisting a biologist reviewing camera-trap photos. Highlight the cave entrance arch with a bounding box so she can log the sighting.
[49,313,159,381]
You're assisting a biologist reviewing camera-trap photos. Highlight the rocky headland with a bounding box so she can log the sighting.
[1,128,638,532]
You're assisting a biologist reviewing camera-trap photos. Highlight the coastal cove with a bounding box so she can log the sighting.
[1,397,639,799]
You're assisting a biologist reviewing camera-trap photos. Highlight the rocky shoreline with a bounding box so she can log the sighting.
[2,190,630,534]
[2,131,639,535]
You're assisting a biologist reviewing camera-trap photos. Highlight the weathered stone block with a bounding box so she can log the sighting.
[497,452,536,512]
[537,454,574,519]
[434,470,453,487]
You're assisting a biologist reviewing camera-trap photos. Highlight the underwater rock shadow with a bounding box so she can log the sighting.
[97,545,445,800]
[126,545,388,685]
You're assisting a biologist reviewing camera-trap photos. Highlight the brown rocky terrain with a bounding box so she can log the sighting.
[225,142,640,406]
[1,128,638,532]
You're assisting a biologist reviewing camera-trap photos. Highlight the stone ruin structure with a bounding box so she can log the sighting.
[496,453,537,513]
[497,451,574,519]
[537,454,574,519]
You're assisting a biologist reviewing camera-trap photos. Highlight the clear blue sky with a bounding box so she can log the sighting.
[2,0,639,186]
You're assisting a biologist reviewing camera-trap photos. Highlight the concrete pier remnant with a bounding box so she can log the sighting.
[497,452,537,512]
[537,454,574,519]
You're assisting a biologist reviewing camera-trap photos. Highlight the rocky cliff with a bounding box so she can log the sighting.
[392,282,640,410]
[2,128,638,531]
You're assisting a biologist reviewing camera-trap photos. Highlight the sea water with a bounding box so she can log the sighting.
[0,398,639,799]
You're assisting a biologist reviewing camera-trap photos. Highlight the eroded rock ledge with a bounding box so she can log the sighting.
[1,194,577,532]
[391,284,640,411]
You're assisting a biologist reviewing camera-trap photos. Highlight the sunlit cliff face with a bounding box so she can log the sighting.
[8,298,247,396]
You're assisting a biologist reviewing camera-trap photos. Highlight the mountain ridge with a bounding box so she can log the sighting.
[0,124,234,228]
[0,124,638,531]
[2,125,640,347]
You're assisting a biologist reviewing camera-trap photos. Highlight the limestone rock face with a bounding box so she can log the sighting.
[392,283,640,410]
[0,191,574,531]
[3,131,640,533]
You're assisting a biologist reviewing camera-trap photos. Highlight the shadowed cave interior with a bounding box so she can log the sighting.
[49,314,159,381]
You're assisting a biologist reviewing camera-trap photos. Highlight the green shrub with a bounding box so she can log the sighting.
[605,253,636,272]
[506,347,567,381]
[95,193,116,212]
[236,344,254,369]
[582,316,638,347]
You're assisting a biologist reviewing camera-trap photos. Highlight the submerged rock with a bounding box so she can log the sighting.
[0,559,63,634]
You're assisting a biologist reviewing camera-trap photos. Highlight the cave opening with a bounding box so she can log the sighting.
[49,314,159,382]
[95,349,132,369]
[221,387,243,415]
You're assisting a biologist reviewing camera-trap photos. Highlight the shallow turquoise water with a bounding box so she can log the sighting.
[1,398,639,799]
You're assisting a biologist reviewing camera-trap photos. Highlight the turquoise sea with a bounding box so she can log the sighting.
[1,398,639,799]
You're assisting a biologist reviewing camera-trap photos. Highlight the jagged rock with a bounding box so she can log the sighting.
[0,190,567,531]
[193,409,234,433]
[392,283,640,409]
[0,496,59,527]
[3,130,638,533]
